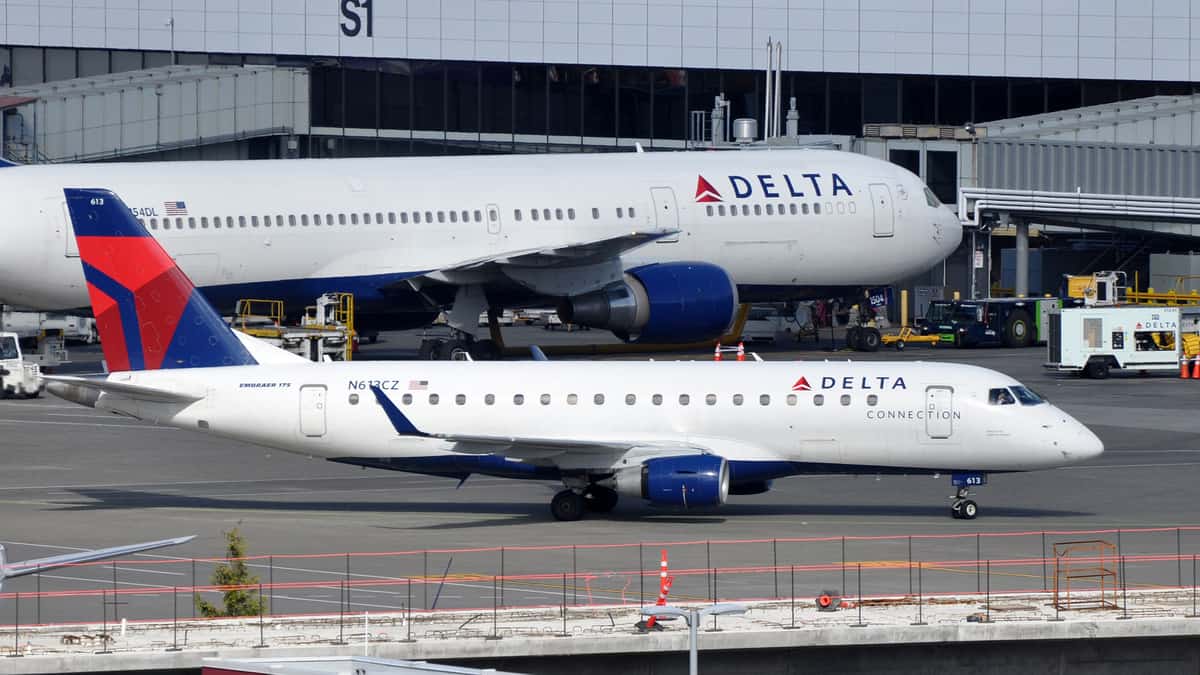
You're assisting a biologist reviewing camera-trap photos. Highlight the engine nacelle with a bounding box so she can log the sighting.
[560,262,737,343]
[611,455,730,508]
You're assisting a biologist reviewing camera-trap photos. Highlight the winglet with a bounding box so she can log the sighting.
[63,188,256,371]
[530,345,549,361]
[370,385,428,437]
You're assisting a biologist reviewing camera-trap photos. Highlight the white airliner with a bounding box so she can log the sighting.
[43,188,1100,521]
[0,149,961,354]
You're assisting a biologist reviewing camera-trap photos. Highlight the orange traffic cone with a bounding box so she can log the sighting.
[1185,358,1193,379]
[737,341,746,361]
[1193,356,1200,379]
[714,342,722,361]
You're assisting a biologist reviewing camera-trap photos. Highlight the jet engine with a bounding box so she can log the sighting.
[610,455,730,508]
[559,262,737,343]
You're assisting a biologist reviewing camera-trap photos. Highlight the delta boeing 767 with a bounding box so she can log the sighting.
[44,189,1100,521]
[0,149,959,355]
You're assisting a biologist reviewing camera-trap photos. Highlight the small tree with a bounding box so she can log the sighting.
[195,528,266,617]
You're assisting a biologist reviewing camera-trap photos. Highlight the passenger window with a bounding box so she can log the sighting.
[514,210,522,221]
[741,204,750,216]
[376,212,384,223]
[338,213,347,225]
[732,394,744,406]
[275,215,284,227]
[402,393,413,405]
[456,394,466,405]
[628,207,635,218]
[555,208,563,220]
[532,210,539,221]
[814,203,822,214]
[401,212,409,224]
[679,394,690,406]
[543,208,551,220]
[848,201,857,214]
[840,394,851,406]
[802,203,810,215]
[625,394,636,405]
[350,213,358,225]
[349,394,359,405]
[513,394,525,405]
[718,205,726,216]
[474,210,482,222]
[437,211,445,223]
[813,394,824,406]
[706,205,713,216]
[238,215,246,228]
[201,216,209,228]
[449,211,457,223]
[766,204,774,215]
[188,217,196,229]
[541,393,551,405]
[652,394,663,405]
[594,393,605,405]
[789,203,797,215]
[567,393,578,405]
[759,394,770,406]
[867,394,878,406]
[425,211,432,222]
[753,204,762,216]
[591,207,599,219]
[227,216,235,227]
[388,212,396,225]
[706,393,717,405]
[616,207,624,218]
[485,393,495,405]
[988,388,1016,405]
[787,394,797,406]
[149,218,158,229]
[301,214,309,226]
[567,208,575,220]
[429,393,440,405]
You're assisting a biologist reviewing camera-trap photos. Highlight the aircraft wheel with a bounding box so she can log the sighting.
[959,500,978,520]
[860,328,881,352]
[417,339,440,360]
[584,486,619,513]
[442,340,470,360]
[1003,310,1034,348]
[551,490,585,522]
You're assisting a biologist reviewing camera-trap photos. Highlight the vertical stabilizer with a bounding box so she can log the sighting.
[63,188,256,371]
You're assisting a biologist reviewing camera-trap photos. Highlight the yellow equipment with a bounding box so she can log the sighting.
[880,325,942,351]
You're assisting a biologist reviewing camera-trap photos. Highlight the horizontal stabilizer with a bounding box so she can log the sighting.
[43,375,204,404]
[0,536,195,589]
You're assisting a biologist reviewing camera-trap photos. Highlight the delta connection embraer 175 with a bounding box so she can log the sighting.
[0,149,960,355]
[43,188,1101,521]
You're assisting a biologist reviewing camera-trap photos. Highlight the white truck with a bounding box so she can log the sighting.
[0,332,44,398]
[1045,305,1185,379]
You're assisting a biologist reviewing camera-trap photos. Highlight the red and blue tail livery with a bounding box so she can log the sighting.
[64,188,256,371]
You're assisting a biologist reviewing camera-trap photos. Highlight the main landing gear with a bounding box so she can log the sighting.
[950,486,978,520]
[551,485,619,521]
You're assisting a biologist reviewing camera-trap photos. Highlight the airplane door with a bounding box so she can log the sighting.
[299,385,327,437]
[924,386,954,439]
[649,187,679,243]
[486,203,502,236]
[44,198,77,257]
[869,183,894,238]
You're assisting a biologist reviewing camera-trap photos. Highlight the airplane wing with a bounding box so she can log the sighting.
[42,376,204,404]
[418,229,678,283]
[0,536,196,590]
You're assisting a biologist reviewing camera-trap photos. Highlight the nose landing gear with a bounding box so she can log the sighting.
[949,473,986,520]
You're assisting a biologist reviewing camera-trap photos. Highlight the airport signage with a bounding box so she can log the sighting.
[340,0,374,37]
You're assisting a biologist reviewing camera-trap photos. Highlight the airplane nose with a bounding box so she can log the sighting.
[938,208,963,256]
[1075,424,1105,461]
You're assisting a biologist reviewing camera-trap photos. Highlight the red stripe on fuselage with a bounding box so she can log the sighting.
[86,283,131,372]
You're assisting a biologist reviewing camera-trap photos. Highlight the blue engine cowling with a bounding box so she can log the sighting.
[560,262,737,343]
[617,455,730,508]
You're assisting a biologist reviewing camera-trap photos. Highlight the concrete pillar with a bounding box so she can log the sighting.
[1013,215,1029,298]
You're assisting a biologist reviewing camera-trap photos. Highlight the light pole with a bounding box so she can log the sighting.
[166,18,175,66]
[640,603,746,675]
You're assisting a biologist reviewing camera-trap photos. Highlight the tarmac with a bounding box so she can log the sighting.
[1,327,1198,628]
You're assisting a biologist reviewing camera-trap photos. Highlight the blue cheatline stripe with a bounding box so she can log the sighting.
[80,261,144,371]
[370,386,428,437]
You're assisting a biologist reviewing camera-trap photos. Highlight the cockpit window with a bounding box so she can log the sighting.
[1010,386,1045,405]
[924,187,941,207]
[988,388,1015,405]
[0,337,17,360]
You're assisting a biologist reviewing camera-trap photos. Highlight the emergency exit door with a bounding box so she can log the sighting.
[650,187,679,242]
[299,385,327,437]
[869,183,894,238]
[924,386,954,439]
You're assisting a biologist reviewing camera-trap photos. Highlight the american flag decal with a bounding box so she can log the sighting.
[163,200,188,215]
[408,380,428,390]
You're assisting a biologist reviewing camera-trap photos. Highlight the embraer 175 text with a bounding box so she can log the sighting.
[45,189,1099,521]
[0,150,960,353]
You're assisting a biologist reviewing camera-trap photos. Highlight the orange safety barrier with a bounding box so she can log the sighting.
[1193,356,1200,379]
[1185,357,1194,379]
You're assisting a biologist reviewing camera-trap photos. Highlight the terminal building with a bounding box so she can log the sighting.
[2,1,1200,314]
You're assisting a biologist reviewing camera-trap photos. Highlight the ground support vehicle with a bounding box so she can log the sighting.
[1045,306,1187,379]
[0,332,43,398]
[916,297,1060,348]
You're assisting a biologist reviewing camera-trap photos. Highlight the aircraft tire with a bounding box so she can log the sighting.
[443,340,470,360]
[959,500,978,519]
[551,490,585,521]
[417,339,440,361]
[584,486,619,513]
[470,339,501,361]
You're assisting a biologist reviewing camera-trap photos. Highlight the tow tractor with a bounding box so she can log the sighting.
[0,331,44,398]
[915,297,1059,348]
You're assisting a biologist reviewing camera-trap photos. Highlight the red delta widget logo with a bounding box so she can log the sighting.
[793,375,907,391]
[695,172,853,203]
